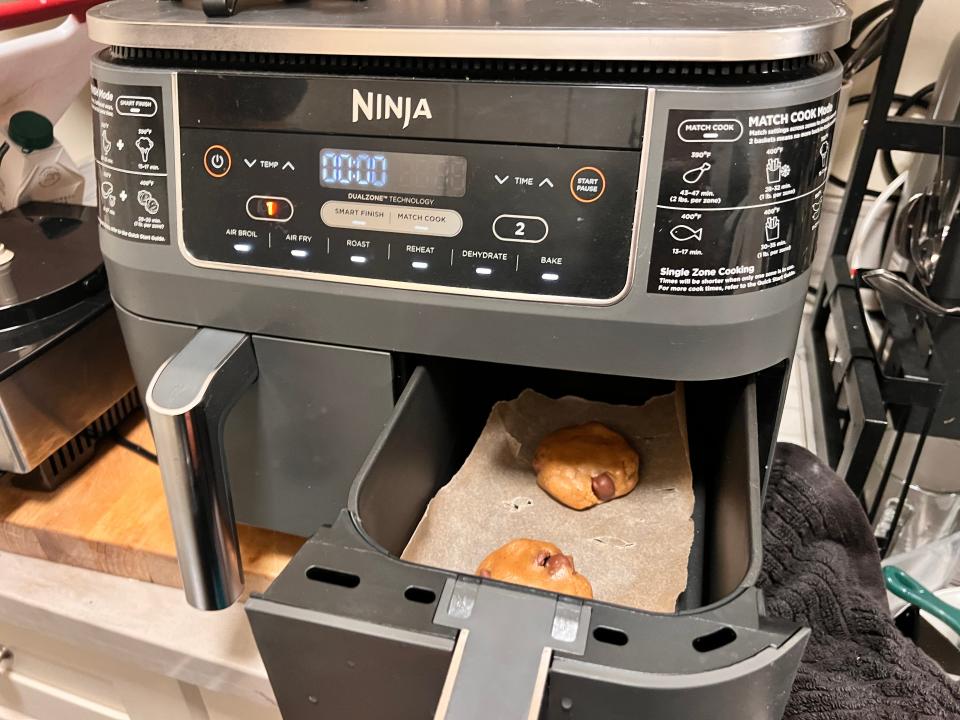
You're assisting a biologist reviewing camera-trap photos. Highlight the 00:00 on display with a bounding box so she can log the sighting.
[321,151,387,187]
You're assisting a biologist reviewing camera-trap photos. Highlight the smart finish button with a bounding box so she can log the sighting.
[203,145,231,178]
[570,167,605,203]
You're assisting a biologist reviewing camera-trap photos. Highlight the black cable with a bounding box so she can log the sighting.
[849,1,896,46]
[837,2,895,72]
[880,82,936,183]
[828,89,933,198]
[83,427,159,464]
[110,431,159,464]
[844,16,891,77]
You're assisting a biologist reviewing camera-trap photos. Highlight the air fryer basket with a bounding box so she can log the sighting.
[352,357,757,611]
[247,358,807,720]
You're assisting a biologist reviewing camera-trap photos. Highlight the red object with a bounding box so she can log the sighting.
[0,0,106,30]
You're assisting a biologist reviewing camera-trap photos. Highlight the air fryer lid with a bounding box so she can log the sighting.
[87,0,852,62]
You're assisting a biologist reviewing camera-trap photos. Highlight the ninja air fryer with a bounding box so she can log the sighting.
[86,1,850,717]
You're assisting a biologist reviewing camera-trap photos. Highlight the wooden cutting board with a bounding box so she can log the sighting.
[0,414,304,594]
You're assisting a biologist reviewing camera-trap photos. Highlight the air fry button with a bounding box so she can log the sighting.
[570,167,605,203]
[204,145,231,178]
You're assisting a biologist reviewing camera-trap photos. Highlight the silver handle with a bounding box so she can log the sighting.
[145,329,258,610]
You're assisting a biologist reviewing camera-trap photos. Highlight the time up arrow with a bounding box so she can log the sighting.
[539,178,554,188]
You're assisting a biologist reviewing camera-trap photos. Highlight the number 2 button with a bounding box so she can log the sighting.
[492,214,549,243]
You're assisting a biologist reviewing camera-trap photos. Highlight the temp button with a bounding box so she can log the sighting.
[493,214,548,243]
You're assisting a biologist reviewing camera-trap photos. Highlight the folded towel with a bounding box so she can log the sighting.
[759,443,960,720]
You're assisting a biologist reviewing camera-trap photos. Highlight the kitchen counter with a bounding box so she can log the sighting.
[0,551,280,719]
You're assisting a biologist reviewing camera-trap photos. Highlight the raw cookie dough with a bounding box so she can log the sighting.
[476,538,593,599]
[533,422,640,510]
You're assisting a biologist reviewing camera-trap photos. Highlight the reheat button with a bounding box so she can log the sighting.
[246,195,294,222]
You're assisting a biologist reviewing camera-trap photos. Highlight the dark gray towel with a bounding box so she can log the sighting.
[759,443,960,720]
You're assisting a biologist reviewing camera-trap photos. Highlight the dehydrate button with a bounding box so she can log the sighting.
[570,166,605,203]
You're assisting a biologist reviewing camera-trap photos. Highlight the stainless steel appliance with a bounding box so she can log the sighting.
[0,203,136,488]
[86,1,850,717]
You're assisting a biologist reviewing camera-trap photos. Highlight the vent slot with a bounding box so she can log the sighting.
[592,626,629,646]
[108,47,832,86]
[403,586,437,604]
[305,566,360,588]
[692,627,737,653]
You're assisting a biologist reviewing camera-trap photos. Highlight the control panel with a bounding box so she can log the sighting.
[179,131,641,302]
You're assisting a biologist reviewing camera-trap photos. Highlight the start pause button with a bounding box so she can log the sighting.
[570,166,606,203]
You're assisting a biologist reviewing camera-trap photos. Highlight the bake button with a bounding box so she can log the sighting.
[204,145,232,178]
[492,214,548,243]
[570,166,606,203]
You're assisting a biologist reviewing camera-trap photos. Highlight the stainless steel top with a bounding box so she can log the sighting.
[87,0,851,63]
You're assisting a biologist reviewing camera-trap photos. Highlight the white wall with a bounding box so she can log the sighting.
[0,16,96,166]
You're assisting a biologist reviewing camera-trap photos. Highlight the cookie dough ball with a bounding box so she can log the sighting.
[476,538,593,599]
[533,422,640,510]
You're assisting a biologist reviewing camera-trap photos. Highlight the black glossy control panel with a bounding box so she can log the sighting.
[179,130,641,301]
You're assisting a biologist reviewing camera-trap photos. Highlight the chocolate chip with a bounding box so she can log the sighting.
[479,569,491,578]
[546,553,573,575]
[592,472,616,501]
[535,550,551,567]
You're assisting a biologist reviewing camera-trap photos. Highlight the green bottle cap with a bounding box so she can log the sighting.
[8,111,54,151]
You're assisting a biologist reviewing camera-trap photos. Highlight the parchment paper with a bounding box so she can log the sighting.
[402,387,695,613]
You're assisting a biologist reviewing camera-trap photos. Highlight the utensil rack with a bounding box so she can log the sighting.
[807,0,958,555]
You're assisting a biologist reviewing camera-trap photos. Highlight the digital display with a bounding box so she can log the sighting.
[320,149,467,197]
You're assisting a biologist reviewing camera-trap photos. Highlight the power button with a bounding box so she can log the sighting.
[204,145,232,178]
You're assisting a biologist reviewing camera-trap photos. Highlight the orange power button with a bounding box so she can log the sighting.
[204,144,232,178]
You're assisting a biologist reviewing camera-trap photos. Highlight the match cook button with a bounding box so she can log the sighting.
[570,166,605,203]
[321,201,462,237]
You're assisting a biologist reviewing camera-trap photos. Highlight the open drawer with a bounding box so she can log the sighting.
[246,360,808,720]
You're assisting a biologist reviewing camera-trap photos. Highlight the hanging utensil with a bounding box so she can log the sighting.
[907,127,960,286]
[861,269,960,317]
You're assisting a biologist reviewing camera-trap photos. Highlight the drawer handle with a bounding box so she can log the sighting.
[146,329,258,610]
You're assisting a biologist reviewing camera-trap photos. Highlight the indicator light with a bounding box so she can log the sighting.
[246,196,294,222]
